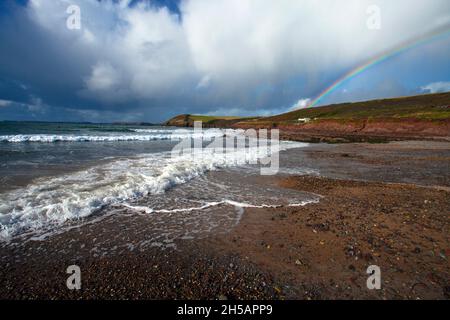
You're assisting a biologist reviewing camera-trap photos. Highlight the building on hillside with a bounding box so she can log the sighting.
[297,118,311,123]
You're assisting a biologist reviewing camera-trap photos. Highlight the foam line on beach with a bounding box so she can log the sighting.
[120,198,321,215]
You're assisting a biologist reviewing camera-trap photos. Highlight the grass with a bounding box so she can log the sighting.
[263,92,450,123]
[166,92,450,127]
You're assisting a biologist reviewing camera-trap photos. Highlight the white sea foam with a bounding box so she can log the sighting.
[122,199,284,215]
[0,141,309,241]
[0,129,225,143]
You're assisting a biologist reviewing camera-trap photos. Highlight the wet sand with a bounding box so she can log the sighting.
[0,141,449,299]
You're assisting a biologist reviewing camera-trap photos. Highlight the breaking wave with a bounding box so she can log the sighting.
[0,141,309,241]
[0,129,225,143]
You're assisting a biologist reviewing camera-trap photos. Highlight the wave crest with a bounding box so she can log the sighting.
[0,129,225,143]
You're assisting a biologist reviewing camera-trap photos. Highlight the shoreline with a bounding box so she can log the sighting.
[0,140,449,300]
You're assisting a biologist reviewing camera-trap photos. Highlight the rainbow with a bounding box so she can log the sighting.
[307,25,450,108]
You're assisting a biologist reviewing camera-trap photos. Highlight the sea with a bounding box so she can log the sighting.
[0,121,317,245]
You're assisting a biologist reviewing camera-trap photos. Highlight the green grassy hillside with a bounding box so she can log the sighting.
[165,92,450,128]
[264,92,450,123]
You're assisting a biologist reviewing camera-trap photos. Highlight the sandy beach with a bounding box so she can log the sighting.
[0,140,448,300]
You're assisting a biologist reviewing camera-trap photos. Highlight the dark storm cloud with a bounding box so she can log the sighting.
[0,0,449,122]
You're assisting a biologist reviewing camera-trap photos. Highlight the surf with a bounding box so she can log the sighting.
[0,140,309,241]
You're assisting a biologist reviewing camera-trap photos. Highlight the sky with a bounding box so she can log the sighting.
[0,0,449,123]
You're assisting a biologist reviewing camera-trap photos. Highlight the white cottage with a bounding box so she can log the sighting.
[297,118,311,123]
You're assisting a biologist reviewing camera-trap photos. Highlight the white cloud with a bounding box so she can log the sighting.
[28,0,194,100]
[0,96,47,113]
[25,96,47,113]
[85,62,121,91]
[15,0,450,114]
[82,28,95,43]
[196,75,211,89]
[421,81,450,94]
[0,99,12,108]
[182,0,450,83]
[289,98,311,111]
